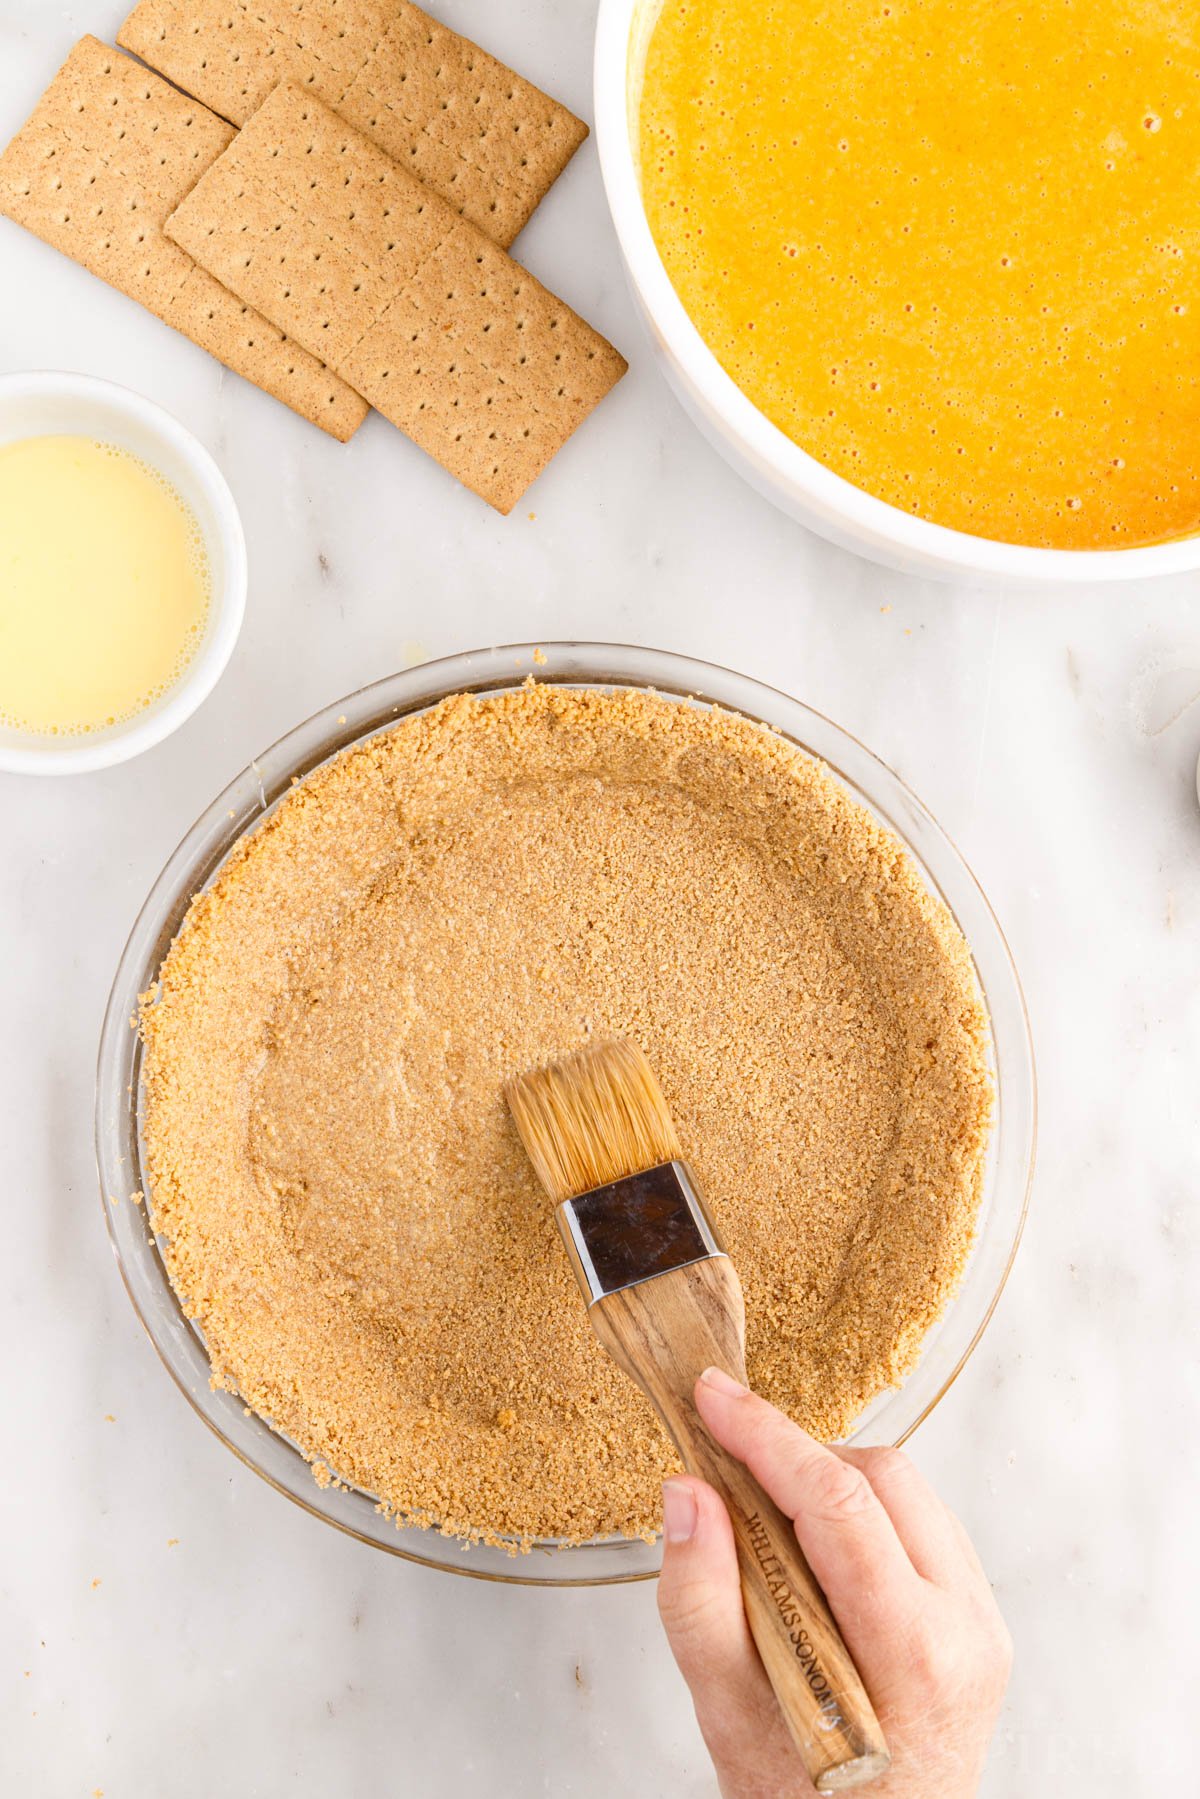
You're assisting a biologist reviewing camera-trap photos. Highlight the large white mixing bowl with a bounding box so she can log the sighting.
[593,0,1200,586]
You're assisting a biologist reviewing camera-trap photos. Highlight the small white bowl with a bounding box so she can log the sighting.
[0,371,246,775]
[594,0,1200,586]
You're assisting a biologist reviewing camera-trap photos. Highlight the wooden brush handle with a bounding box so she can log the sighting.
[591,1258,890,1794]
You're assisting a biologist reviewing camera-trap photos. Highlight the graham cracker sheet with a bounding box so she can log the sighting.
[165,83,627,511]
[0,37,368,440]
[117,0,587,247]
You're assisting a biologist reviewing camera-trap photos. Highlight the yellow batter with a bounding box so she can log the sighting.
[640,0,1200,549]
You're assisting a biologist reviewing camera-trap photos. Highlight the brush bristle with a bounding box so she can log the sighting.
[505,1038,683,1203]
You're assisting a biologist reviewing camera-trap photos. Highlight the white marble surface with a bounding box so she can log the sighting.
[2,2,1199,1792]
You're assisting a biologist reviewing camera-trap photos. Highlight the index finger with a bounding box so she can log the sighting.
[694,1368,923,1649]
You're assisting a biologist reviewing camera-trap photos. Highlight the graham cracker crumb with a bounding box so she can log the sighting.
[140,684,991,1547]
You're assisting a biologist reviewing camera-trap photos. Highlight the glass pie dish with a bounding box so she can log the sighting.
[96,642,1036,1585]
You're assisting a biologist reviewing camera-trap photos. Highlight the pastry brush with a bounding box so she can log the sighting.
[506,1037,890,1794]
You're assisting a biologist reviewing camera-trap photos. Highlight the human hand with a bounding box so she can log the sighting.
[657,1368,1011,1798]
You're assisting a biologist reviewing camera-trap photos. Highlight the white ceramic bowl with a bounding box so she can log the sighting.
[0,371,246,775]
[594,0,1200,586]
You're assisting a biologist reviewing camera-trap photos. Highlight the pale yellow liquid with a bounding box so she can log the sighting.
[0,436,210,736]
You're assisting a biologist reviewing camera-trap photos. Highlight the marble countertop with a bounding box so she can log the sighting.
[2,2,1198,1792]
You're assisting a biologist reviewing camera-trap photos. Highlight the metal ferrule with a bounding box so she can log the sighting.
[556,1160,726,1306]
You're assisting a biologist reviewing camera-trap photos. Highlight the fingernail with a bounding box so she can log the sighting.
[662,1480,698,1543]
[698,1365,748,1399]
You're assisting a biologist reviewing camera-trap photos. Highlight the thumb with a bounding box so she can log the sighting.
[658,1476,749,1673]
[658,1478,806,1796]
